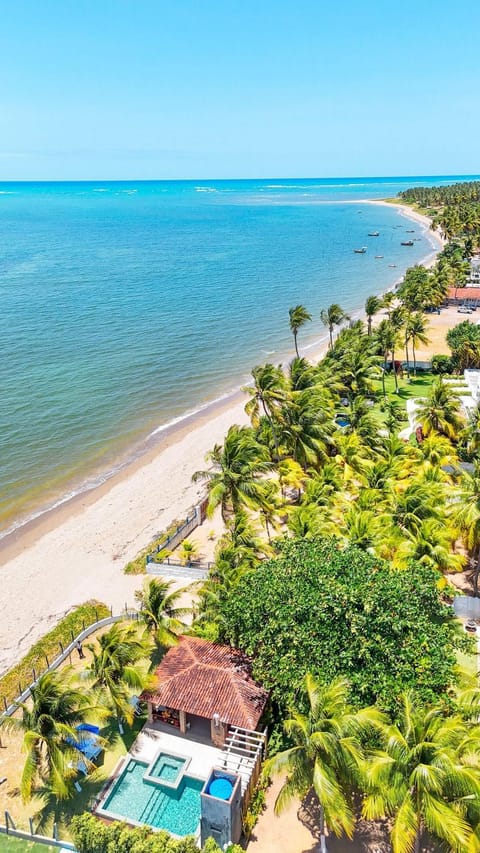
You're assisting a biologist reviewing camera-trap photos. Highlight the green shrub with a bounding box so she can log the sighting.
[71,813,226,853]
[431,354,453,374]
[0,600,110,707]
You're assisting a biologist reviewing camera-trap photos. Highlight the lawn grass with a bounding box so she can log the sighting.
[0,838,56,852]
[372,371,437,411]
[6,712,147,842]
[456,649,479,678]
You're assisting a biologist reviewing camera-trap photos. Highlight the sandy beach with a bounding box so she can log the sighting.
[0,201,447,678]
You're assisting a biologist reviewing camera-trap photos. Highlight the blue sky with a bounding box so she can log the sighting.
[1,0,479,180]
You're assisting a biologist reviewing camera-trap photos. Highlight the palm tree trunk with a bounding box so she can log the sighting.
[329,326,333,349]
[294,331,299,358]
[319,804,327,853]
[367,316,372,336]
[413,340,417,376]
[405,339,410,381]
[392,348,399,392]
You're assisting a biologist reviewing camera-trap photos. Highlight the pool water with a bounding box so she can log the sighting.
[104,760,202,836]
[150,752,186,783]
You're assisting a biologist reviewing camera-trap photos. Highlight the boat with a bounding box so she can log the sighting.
[406,229,415,233]
[354,247,367,254]
[368,231,379,237]
[374,255,384,258]
[388,264,397,268]
[401,240,414,246]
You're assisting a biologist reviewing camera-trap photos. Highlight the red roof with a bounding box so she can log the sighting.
[448,287,480,300]
[140,637,268,730]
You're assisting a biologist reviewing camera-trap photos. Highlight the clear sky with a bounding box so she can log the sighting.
[1,0,479,180]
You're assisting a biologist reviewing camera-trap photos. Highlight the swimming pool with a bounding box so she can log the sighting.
[100,759,203,836]
[148,752,188,786]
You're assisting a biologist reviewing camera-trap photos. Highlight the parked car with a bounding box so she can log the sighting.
[458,306,472,314]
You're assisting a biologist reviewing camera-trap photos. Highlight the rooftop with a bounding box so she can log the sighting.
[140,636,269,730]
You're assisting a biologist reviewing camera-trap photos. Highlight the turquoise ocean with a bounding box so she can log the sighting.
[0,176,475,536]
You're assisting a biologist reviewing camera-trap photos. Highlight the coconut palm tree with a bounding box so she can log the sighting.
[363,693,478,853]
[320,303,349,350]
[85,623,152,726]
[365,295,381,336]
[289,305,312,358]
[135,577,190,644]
[407,313,430,376]
[192,424,273,521]
[266,675,383,852]
[4,669,95,801]
[375,319,398,397]
[397,518,465,573]
[416,379,463,440]
[242,363,286,458]
[456,463,480,596]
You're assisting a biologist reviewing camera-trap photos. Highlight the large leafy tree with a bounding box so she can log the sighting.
[4,669,95,801]
[135,577,190,647]
[363,694,480,853]
[220,537,462,712]
[289,304,312,358]
[192,424,273,521]
[85,623,152,726]
[266,675,383,851]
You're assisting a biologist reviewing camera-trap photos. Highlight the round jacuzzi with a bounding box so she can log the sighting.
[208,777,233,800]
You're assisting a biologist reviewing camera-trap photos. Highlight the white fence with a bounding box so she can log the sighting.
[0,819,75,849]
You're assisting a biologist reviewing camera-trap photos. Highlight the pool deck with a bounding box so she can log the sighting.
[129,723,225,780]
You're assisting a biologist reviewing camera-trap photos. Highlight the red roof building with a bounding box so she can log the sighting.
[447,287,480,304]
[140,637,269,746]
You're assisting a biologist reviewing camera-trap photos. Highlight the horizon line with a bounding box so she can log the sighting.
[0,173,479,184]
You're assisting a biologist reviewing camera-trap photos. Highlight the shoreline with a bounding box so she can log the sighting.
[0,199,443,677]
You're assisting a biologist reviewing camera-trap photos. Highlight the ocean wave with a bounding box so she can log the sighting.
[195,187,217,192]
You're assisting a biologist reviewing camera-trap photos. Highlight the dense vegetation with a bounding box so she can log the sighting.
[399,180,480,248]
[71,813,242,853]
[221,537,464,711]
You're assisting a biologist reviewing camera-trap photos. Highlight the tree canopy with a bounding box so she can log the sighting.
[220,537,463,712]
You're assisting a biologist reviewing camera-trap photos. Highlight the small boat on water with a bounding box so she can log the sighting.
[401,240,414,246]
[388,264,397,268]
[368,231,379,237]
[406,229,415,233]
[354,247,367,254]
[374,255,384,258]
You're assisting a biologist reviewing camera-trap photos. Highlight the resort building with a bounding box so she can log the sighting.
[140,636,268,747]
[94,637,268,846]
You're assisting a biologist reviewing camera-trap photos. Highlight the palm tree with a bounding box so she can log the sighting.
[289,305,312,358]
[320,303,349,349]
[363,693,478,853]
[375,319,397,397]
[4,669,94,801]
[135,577,190,644]
[416,379,463,440]
[192,424,273,521]
[365,295,381,336]
[456,463,480,596]
[242,363,286,458]
[266,675,383,852]
[407,313,429,376]
[85,623,152,726]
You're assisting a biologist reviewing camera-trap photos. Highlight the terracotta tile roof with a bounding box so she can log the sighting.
[140,636,268,730]
[448,287,480,300]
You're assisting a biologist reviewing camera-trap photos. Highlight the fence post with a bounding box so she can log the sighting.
[29,816,35,835]
[32,668,36,682]
[44,654,49,668]
[53,821,58,840]
[18,682,22,697]
[59,641,64,654]
[110,605,113,617]
[3,698,7,713]
[5,810,9,833]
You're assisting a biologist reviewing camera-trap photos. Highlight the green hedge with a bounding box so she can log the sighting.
[71,813,243,853]
[0,600,110,708]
